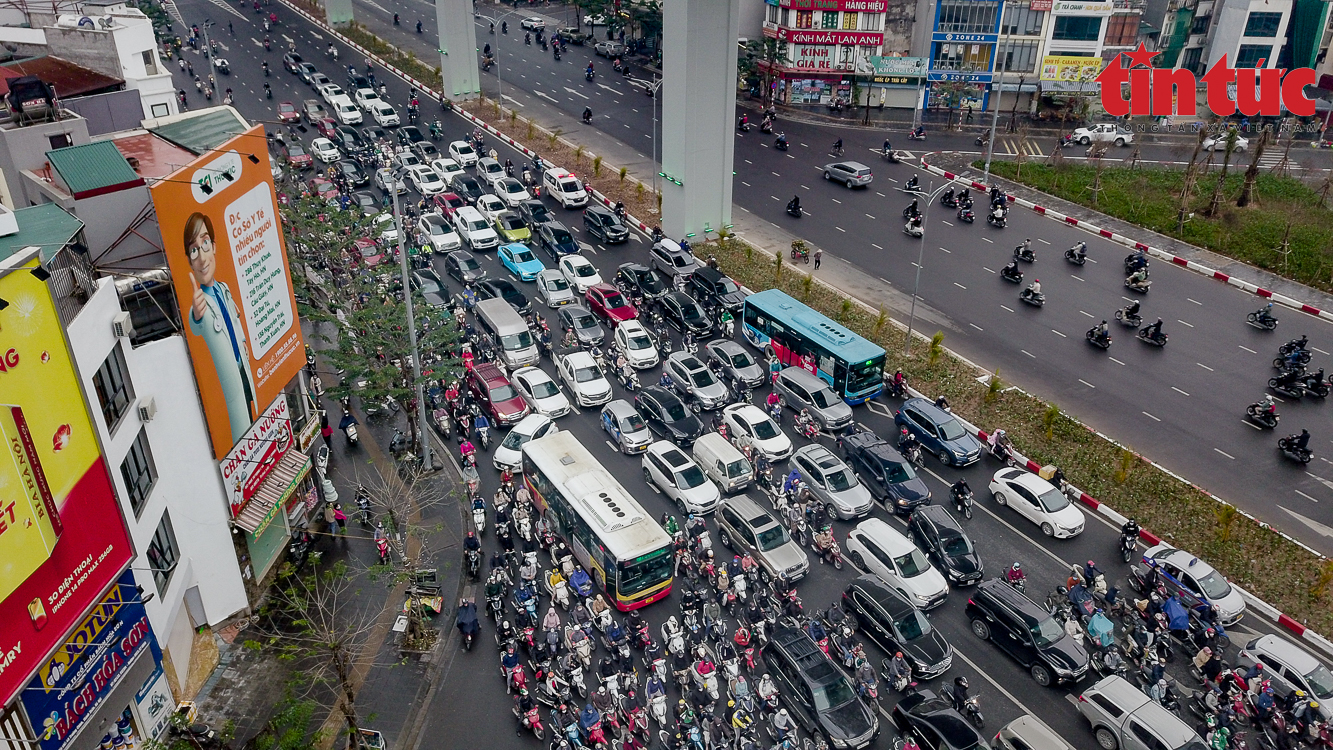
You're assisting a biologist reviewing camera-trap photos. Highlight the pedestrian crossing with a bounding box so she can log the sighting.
[996,138,1045,157]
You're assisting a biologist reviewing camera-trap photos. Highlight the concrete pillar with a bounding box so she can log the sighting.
[324,0,353,27]
[661,0,741,240]
[436,0,480,101]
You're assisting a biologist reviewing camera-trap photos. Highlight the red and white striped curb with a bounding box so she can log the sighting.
[918,152,1333,324]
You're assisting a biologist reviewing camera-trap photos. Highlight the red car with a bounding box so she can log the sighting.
[432,192,467,223]
[285,143,313,170]
[277,101,301,123]
[585,283,638,326]
[353,236,384,267]
[468,363,531,425]
[306,176,340,202]
[314,117,339,139]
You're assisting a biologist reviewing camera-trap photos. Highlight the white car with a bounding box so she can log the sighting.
[559,254,603,294]
[310,137,340,163]
[475,194,508,224]
[557,351,612,406]
[844,518,950,610]
[353,88,381,111]
[396,151,423,170]
[496,177,532,207]
[492,413,559,472]
[408,165,446,195]
[519,16,545,31]
[614,320,659,369]
[318,83,346,105]
[988,467,1085,538]
[1203,134,1249,152]
[536,269,576,307]
[417,213,461,253]
[371,102,400,127]
[1071,122,1133,146]
[333,98,363,125]
[477,158,507,189]
[722,403,793,461]
[448,140,478,167]
[431,158,465,184]
[643,440,719,514]
[375,167,408,194]
[372,213,399,243]
[512,366,572,418]
[1138,544,1247,625]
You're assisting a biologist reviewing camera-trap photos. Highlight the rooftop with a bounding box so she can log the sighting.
[146,107,254,159]
[46,140,143,198]
[108,131,199,179]
[0,56,122,98]
[0,203,84,265]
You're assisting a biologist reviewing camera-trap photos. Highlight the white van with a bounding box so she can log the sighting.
[542,168,588,208]
[453,206,500,250]
[475,298,540,368]
[693,433,752,494]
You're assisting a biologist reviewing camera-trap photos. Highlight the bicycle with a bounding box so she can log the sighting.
[830,142,844,157]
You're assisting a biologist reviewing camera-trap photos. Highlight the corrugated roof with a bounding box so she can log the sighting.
[0,203,84,265]
[0,56,122,98]
[47,141,144,198]
[148,108,251,156]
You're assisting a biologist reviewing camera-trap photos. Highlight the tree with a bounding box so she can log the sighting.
[740,39,781,108]
[932,81,976,131]
[1176,127,1208,232]
[1205,128,1240,217]
[1236,128,1272,208]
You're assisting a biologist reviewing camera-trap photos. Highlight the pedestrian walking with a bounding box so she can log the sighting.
[333,503,348,535]
[320,410,333,449]
[813,248,822,269]
[965,106,973,123]
[324,502,340,535]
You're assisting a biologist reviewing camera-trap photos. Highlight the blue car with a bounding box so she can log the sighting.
[498,243,546,282]
[893,397,982,467]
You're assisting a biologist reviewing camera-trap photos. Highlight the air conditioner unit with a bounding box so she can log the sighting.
[138,397,157,422]
[112,311,134,339]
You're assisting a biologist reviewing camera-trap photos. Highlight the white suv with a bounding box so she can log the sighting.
[453,206,500,250]
[1071,123,1133,146]
[542,168,588,208]
[643,440,720,514]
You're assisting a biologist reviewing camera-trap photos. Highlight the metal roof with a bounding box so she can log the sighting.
[46,141,143,198]
[0,56,122,98]
[146,108,252,157]
[0,203,84,265]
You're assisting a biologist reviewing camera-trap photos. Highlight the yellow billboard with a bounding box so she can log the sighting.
[1040,55,1104,82]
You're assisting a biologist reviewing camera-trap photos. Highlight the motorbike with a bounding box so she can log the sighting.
[1278,338,1309,356]
[952,488,974,519]
[957,206,975,223]
[566,625,594,667]
[813,533,844,569]
[940,191,959,208]
[986,210,1007,227]
[546,570,572,610]
[1014,244,1036,263]
[904,221,924,238]
[943,686,984,730]
[794,414,820,440]
[775,134,789,151]
[515,703,545,740]
[1119,530,1137,564]
[1246,402,1280,429]
[465,548,482,580]
[1064,245,1088,265]
[471,500,486,536]
[786,203,802,218]
[908,130,926,141]
[585,70,595,82]
[1114,308,1142,327]
[1125,275,1152,293]
[1302,373,1331,398]
[1086,327,1112,350]
[1136,327,1168,347]
[1247,307,1279,330]
[1124,252,1150,274]
[1019,288,1045,307]
[1278,434,1313,464]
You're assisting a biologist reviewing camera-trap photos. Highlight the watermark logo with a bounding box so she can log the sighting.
[1094,43,1317,118]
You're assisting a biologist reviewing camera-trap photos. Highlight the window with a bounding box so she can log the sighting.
[1105,13,1139,46]
[781,8,790,25]
[1235,44,1273,67]
[860,13,882,30]
[767,4,780,23]
[842,11,858,29]
[1190,14,1212,35]
[1090,693,1125,718]
[1128,721,1169,750]
[1052,15,1102,41]
[150,102,170,117]
[120,429,156,517]
[92,345,133,431]
[822,10,839,28]
[936,0,1000,34]
[48,133,72,150]
[147,511,180,595]
[1001,4,1046,36]
[931,41,994,71]
[998,39,1040,72]
[1244,11,1282,37]
[141,50,158,75]
[796,10,813,28]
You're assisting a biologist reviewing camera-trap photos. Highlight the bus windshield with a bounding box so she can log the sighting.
[846,358,885,395]
[619,549,673,593]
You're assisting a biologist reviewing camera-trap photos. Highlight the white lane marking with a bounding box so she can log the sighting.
[866,214,876,220]
[1079,311,1094,318]
[1178,320,1194,328]
[1215,448,1235,460]
[982,267,995,274]
[1313,347,1331,356]
[970,323,983,331]
[835,227,846,233]
[1172,386,1190,396]
[535,90,560,104]
[871,243,883,250]
[1070,275,1084,282]
[1000,305,1014,312]
[1021,350,1035,359]
[1188,298,1202,305]
[1036,238,1050,244]
[939,247,951,254]
[1197,363,1214,372]
[1239,345,1257,353]
[1243,420,1263,430]
[1109,357,1125,366]
[1079,379,1095,388]
[982,237,994,244]
[1051,329,1067,338]
[1143,411,1161,421]
[831,198,842,204]
[562,86,590,100]
[1296,490,1319,503]
[954,282,966,290]
[942,220,954,226]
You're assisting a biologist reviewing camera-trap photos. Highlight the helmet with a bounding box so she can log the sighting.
[678,699,687,706]
[1011,563,1021,572]
[1295,690,1307,699]
[1312,701,1321,709]
[1202,647,1212,656]
[955,676,968,689]
[778,709,789,718]
[728,700,735,708]
[502,620,511,630]
[1088,560,1096,567]
[598,686,606,695]
[894,652,903,659]
[519,688,529,696]
[1157,679,1168,688]
[466,531,475,538]
[1254,663,1264,671]
[1056,585,1068,596]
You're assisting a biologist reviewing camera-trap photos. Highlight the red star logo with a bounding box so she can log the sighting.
[1124,42,1160,69]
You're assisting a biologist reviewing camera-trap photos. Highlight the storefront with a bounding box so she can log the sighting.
[762,1,886,106]
[869,56,927,109]
[19,572,171,750]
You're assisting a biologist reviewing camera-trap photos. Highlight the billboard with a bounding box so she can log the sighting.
[149,126,305,459]
[0,252,134,707]
[20,570,162,750]
[219,395,294,517]
[1040,55,1105,82]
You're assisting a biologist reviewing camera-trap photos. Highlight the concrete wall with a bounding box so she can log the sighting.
[739,0,768,42]
[66,277,248,699]
[0,115,91,206]
[42,25,123,79]
[61,88,146,134]
[1207,0,1292,68]
[885,0,920,54]
[68,186,164,272]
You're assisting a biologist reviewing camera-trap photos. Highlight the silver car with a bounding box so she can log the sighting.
[822,161,872,188]
[1237,635,1333,722]
[601,399,652,454]
[558,305,605,348]
[643,440,720,514]
[792,444,875,520]
[536,269,576,307]
[705,340,766,388]
[666,352,730,410]
[772,367,854,430]
[649,239,699,280]
[716,494,809,584]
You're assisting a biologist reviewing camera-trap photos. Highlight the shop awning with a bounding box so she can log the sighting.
[235,451,312,534]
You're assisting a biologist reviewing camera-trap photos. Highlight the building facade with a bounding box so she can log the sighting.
[761,0,910,105]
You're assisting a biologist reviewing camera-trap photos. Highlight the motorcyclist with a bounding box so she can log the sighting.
[1143,318,1164,341]
[589,594,610,624]
[1122,517,1140,542]
[592,683,615,715]
[1016,238,1033,259]
[771,708,797,739]
[911,126,925,138]
[1005,562,1025,586]
[950,676,971,712]
[1094,320,1110,342]
[897,427,919,456]
[905,175,919,191]
[456,597,479,638]
[1071,241,1088,259]
[1127,250,1148,271]
[501,643,522,683]
[883,139,892,154]
[1127,267,1149,286]
[1123,300,1141,319]
[905,198,920,217]
[578,703,602,735]
[542,605,561,634]
[787,195,800,213]
[1296,429,1311,452]
[582,106,593,122]
[464,530,481,553]
[886,652,911,687]
[951,478,971,504]
[646,672,667,703]
[832,137,843,154]
[1024,278,1042,298]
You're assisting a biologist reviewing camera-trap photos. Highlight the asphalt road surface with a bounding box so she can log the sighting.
[165,3,1332,748]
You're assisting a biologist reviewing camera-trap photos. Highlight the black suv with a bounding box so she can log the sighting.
[583,204,630,243]
[477,279,531,315]
[689,266,746,311]
[908,506,983,586]
[891,691,989,750]
[842,576,952,679]
[762,626,878,748]
[617,263,667,300]
[964,579,1090,686]
[635,386,703,447]
[333,126,368,156]
[838,431,931,514]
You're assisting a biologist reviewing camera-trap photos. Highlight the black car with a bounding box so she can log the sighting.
[842,576,952,680]
[518,199,554,227]
[689,266,746,311]
[635,386,704,447]
[891,691,989,750]
[397,125,427,147]
[349,74,372,91]
[362,125,390,144]
[557,304,605,347]
[295,62,319,84]
[583,204,629,243]
[839,431,931,514]
[762,626,878,748]
[450,174,485,202]
[964,579,1090,686]
[334,160,370,186]
[282,52,304,73]
[334,126,368,154]
[444,250,487,284]
[477,278,531,315]
[908,506,983,587]
[616,263,668,300]
[536,221,579,258]
[410,269,449,307]
[659,291,712,337]
[349,191,379,216]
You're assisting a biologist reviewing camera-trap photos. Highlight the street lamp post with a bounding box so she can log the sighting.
[983,19,1015,182]
[389,171,432,470]
[902,180,955,356]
